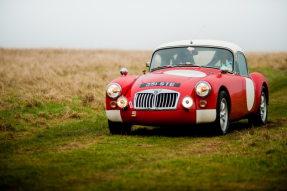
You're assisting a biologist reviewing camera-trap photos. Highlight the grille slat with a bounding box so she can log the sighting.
[139,94,143,108]
[134,90,180,110]
[162,94,164,108]
[136,94,139,107]
[169,94,171,107]
[171,94,173,107]
[146,94,149,108]
[134,94,137,108]
[163,93,166,108]
[137,94,139,107]
[149,94,153,108]
[158,94,161,108]
[171,94,176,107]
[143,94,146,108]
[166,94,170,107]
[147,94,150,107]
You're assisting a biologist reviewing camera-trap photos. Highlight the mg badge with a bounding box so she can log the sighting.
[153,89,161,95]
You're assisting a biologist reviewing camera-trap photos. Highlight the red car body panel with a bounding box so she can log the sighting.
[106,66,267,126]
[121,110,197,126]
[106,40,269,127]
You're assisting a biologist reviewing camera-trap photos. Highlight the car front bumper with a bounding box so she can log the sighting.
[106,109,216,126]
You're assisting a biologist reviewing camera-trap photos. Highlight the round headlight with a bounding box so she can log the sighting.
[117,96,128,109]
[106,83,122,99]
[195,81,211,98]
[182,96,193,109]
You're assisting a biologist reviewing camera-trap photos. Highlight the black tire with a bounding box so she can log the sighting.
[214,91,230,135]
[248,86,268,126]
[108,120,132,135]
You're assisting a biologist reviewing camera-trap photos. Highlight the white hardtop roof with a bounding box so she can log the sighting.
[155,39,243,53]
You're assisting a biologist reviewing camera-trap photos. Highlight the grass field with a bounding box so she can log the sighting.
[0,49,287,190]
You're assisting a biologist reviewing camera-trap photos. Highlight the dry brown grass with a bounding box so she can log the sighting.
[0,49,286,191]
[0,48,152,109]
[245,52,287,71]
[0,121,16,132]
[0,48,286,110]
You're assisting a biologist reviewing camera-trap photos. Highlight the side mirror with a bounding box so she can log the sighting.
[120,68,128,76]
[219,66,229,75]
[146,62,150,67]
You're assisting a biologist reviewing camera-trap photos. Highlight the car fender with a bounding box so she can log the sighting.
[250,72,269,114]
[194,74,230,110]
[199,73,251,122]
[106,75,140,110]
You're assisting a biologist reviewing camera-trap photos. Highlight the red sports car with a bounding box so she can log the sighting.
[105,40,269,135]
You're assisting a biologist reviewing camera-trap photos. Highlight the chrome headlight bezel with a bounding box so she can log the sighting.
[182,96,193,109]
[195,81,211,98]
[106,83,122,99]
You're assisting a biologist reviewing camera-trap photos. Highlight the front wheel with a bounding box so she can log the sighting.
[108,120,132,135]
[248,86,268,126]
[214,91,230,135]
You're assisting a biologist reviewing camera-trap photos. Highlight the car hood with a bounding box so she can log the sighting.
[141,68,209,83]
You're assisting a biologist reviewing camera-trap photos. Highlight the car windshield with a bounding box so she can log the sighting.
[150,47,234,71]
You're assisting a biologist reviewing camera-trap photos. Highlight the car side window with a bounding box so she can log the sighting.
[235,54,240,75]
[237,53,249,77]
[152,55,162,68]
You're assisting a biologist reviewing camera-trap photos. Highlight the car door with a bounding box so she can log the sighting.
[227,53,245,121]
[237,52,255,115]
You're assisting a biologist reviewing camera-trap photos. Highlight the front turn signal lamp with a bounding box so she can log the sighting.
[110,101,117,109]
[182,96,193,109]
[117,96,128,109]
[106,83,122,99]
[195,81,211,98]
[199,100,207,108]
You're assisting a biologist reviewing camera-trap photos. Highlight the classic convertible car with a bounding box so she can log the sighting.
[105,40,269,135]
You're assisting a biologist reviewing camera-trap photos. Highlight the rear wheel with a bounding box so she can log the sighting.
[214,91,230,135]
[108,120,132,135]
[249,86,268,126]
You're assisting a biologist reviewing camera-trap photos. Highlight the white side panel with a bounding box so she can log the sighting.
[164,70,206,77]
[245,78,255,111]
[196,109,216,124]
[106,110,123,122]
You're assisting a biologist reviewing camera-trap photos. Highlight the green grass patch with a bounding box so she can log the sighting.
[1,67,287,190]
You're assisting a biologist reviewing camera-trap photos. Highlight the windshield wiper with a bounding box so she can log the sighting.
[175,64,201,68]
[151,65,173,72]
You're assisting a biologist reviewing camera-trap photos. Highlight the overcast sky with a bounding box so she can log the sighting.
[0,0,287,51]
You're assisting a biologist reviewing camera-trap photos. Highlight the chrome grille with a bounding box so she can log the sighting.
[134,89,180,110]
[135,93,155,108]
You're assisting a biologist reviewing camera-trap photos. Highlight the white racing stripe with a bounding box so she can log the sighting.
[106,110,123,122]
[196,109,216,124]
[245,78,255,111]
[164,70,206,77]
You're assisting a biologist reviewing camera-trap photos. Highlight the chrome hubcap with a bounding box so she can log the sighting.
[220,98,228,132]
[260,92,267,122]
